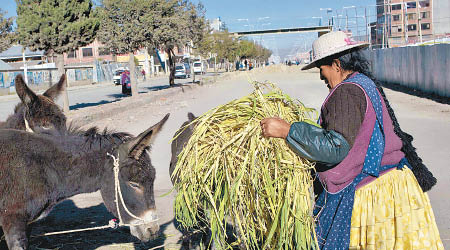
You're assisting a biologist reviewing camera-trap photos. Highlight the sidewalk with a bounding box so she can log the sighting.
[0,75,169,102]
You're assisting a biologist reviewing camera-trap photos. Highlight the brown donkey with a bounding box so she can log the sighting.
[0,74,66,131]
[0,114,169,250]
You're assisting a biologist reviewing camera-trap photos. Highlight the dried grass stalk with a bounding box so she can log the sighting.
[173,81,319,249]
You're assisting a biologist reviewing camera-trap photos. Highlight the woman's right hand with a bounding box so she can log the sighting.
[260,117,291,139]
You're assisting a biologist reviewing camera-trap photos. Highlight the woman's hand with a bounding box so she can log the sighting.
[260,117,291,139]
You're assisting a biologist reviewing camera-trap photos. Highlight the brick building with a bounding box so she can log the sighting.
[376,0,449,47]
[64,39,114,65]
[376,0,433,47]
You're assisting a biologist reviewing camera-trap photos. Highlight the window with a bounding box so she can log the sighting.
[420,11,430,19]
[392,26,402,33]
[421,23,430,30]
[82,48,93,57]
[377,6,384,14]
[407,2,416,8]
[407,24,417,31]
[67,50,76,58]
[407,13,416,20]
[98,47,110,56]
[419,0,430,7]
[392,4,402,10]
[392,15,400,21]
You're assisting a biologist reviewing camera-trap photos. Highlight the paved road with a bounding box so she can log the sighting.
[0,73,215,121]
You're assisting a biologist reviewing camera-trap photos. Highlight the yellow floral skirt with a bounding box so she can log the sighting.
[349,167,444,250]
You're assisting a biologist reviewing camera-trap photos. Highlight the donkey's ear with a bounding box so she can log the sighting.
[127,113,170,160]
[43,74,66,100]
[188,112,196,121]
[15,74,38,107]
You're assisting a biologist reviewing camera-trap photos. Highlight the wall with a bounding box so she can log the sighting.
[369,44,450,97]
[433,0,450,35]
[0,62,133,95]
[0,69,60,89]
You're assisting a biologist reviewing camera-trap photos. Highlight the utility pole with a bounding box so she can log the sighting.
[346,9,349,31]
[355,7,359,41]
[416,0,423,43]
[382,0,386,48]
[404,2,409,45]
[22,48,28,84]
[365,7,368,43]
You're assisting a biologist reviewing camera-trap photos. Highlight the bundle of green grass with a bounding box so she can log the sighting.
[172,81,319,249]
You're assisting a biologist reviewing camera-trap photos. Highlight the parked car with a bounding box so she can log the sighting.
[193,61,205,75]
[174,63,191,79]
[113,67,127,85]
[121,70,131,95]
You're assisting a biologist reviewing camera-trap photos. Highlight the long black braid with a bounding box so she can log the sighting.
[319,49,436,192]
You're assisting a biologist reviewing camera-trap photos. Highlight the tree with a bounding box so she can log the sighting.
[0,9,14,53]
[97,0,158,96]
[15,0,99,112]
[151,0,206,86]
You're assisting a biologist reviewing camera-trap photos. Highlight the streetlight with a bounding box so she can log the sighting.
[320,8,333,26]
[259,23,271,45]
[312,17,323,26]
[343,6,356,32]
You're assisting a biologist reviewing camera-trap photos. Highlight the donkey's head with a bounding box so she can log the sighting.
[169,112,197,185]
[13,74,66,131]
[101,114,169,242]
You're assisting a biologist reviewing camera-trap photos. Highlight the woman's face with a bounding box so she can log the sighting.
[319,60,342,91]
[319,65,335,90]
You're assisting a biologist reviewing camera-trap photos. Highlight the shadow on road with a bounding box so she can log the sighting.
[382,82,450,105]
[26,199,168,250]
[70,99,122,110]
[145,85,171,92]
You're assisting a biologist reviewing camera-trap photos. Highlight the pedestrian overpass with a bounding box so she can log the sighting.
[231,26,332,38]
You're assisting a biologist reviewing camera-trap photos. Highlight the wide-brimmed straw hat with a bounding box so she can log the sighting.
[301,31,369,70]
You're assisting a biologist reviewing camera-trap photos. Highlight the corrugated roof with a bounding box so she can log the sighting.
[0,45,45,59]
[0,59,14,70]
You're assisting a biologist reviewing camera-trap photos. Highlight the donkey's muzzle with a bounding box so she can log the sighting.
[129,210,160,242]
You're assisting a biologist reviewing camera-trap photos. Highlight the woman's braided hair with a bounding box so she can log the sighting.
[318,49,436,192]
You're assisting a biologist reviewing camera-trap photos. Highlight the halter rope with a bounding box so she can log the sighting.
[23,113,34,133]
[107,152,158,227]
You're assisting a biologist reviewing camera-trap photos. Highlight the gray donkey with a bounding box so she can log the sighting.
[0,74,66,131]
[0,114,169,250]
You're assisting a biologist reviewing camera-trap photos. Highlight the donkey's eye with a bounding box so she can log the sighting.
[128,181,141,189]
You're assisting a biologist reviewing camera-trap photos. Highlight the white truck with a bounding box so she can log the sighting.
[193,61,205,75]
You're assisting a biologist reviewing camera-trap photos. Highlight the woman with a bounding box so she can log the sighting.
[261,31,443,249]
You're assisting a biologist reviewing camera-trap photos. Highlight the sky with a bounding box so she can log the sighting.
[2,0,377,60]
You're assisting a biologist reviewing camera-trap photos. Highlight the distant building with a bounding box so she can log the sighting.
[376,0,450,47]
[64,39,114,65]
[369,22,378,46]
[0,45,46,69]
[209,17,226,32]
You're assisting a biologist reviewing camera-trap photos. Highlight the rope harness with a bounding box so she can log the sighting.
[107,152,158,227]
[23,115,34,133]
[31,152,158,237]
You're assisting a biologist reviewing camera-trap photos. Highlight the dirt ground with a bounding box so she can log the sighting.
[3,65,448,249]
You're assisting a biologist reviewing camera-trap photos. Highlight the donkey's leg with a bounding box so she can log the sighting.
[1,215,29,250]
